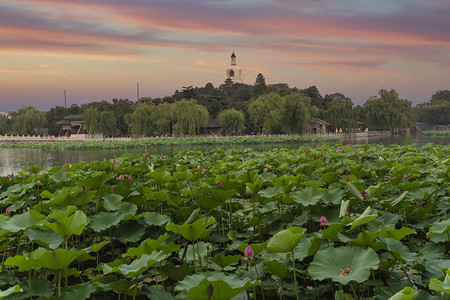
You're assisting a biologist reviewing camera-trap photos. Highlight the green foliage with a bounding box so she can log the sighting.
[364,89,413,130]
[12,106,47,135]
[0,143,448,298]
[218,108,245,135]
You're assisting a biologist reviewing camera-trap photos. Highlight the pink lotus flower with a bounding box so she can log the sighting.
[320,216,327,226]
[197,165,201,169]
[36,180,41,185]
[220,182,224,188]
[5,207,10,214]
[118,174,124,180]
[128,175,132,180]
[362,189,370,198]
[263,167,268,172]
[404,174,408,180]
[244,245,254,259]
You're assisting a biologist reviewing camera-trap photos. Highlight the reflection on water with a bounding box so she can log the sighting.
[0,135,448,176]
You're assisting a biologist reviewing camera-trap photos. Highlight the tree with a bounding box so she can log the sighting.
[82,107,100,135]
[301,86,324,109]
[99,111,117,137]
[0,113,13,134]
[253,73,268,98]
[172,99,209,136]
[430,90,450,102]
[322,93,357,132]
[281,93,318,134]
[125,102,155,137]
[364,89,413,130]
[12,106,47,135]
[248,92,284,134]
[218,108,245,135]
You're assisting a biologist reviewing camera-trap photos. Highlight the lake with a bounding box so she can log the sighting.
[1,134,448,176]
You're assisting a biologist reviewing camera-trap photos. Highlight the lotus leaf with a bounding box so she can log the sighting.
[265,259,291,278]
[102,194,124,211]
[428,268,450,295]
[166,217,216,242]
[115,221,145,244]
[49,170,77,183]
[141,211,171,226]
[387,287,418,300]
[1,210,46,233]
[267,227,306,253]
[60,283,97,300]
[211,254,242,269]
[258,186,284,199]
[348,206,378,231]
[90,211,125,232]
[308,246,379,285]
[175,271,260,300]
[292,187,321,207]
[427,219,450,238]
[24,228,64,249]
[0,285,22,299]
[103,250,167,277]
[43,210,87,238]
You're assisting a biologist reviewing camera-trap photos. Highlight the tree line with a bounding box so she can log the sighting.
[1,74,448,137]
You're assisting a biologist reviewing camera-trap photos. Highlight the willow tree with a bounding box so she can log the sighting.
[12,106,47,135]
[248,92,284,134]
[323,93,357,133]
[282,92,317,134]
[364,89,413,130]
[125,102,155,137]
[82,107,100,135]
[172,99,209,136]
[99,111,117,137]
[218,108,245,135]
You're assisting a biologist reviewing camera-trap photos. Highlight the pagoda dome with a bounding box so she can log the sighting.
[225,52,243,84]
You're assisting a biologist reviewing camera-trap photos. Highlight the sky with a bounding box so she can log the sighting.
[0,0,449,112]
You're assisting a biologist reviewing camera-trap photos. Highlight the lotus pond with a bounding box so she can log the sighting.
[0,144,449,299]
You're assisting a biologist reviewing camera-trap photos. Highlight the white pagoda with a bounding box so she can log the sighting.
[225,52,243,85]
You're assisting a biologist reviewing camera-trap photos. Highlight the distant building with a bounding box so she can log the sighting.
[225,52,243,85]
[58,114,85,136]
[306,118,332,135]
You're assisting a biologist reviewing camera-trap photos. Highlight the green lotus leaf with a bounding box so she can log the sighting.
[49,170,77,183]
[103,250,167,277]
[145,189,170,204]
[265,259,291,278]
[43,210,87,238]
[16,277,54,298]
[175,271,260,300]
[427,219,450,238]
[292,187,321,207]
[267,227,306,253]
[90,211,124,232]
[380,227,416,241]
[0,285,22,299]
[102,194,124,211]
[211,254,242,269]
[84,241,110,253]
[161,262,194,281]
[387,287,418,300]
[321,189,345,205]
[258,186,284,199]
[339,200,350,218]
[166,217,216,242]
[24,228,64,249]
[30,248,86,271]
[141,286,176,300]
[348,206,378,231]
[60,282,97,300]
[115,221,145,244]
[346,182,364,201]
[141,212,171,226]
[76,172,113,190]
[308,246,379,285]
[149,170,171,185]
[48,205,78,219]
[125,233,170,258]
[428,268,450,295]
[1,210,46,233]
[378,237,416,263]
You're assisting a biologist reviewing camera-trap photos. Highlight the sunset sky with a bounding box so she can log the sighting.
[1,0,449,112]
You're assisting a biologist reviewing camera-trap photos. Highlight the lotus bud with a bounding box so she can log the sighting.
[206,284,214,297]
[220,182,224,188]
[320,216,327,226]
[244,245,254,259]
[36,180,41,185]
[263,167,268,172]
[5,207,10,214]
[404,174,408,180]
[81,186,85,193]
[362,189,370,198]
[128,175,132,180]
[118,174,124,180]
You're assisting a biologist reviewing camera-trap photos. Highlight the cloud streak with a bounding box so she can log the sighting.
[0,0,449,110]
